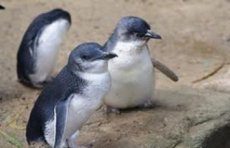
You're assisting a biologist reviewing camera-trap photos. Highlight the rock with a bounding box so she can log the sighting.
[78,87,230,148]
[195,65,230,93]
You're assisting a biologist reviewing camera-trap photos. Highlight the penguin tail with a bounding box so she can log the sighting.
[26,125,45,145]
[27,137,45,146]
[26,116,46,145]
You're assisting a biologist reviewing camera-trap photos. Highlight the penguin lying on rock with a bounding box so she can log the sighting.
[26,42,117,147]
[17,8,71,88]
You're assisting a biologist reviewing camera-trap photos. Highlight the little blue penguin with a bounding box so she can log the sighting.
[17,8,71,88]
[26,42,117,148]
[103,16,177,112]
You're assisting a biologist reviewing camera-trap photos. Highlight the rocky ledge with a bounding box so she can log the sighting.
[78,87,230,148]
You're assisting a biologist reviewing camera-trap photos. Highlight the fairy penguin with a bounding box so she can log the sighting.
[26,42,117,147]
[103,16,163,112]
[17,8,71,88]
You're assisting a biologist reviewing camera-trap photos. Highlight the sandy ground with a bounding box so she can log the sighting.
[0,0,229,147]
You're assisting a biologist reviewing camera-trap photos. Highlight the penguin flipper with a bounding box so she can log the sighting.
[17,27,44,82]
[151,58,179,82]
[54,99,69,148]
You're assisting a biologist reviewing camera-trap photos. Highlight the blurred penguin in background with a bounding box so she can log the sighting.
[17,8,71,88]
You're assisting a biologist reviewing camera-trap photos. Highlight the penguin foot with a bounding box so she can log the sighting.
[141,99,155,108]
[33,79,53,88]
[67,131,79,148]
[46,76,55,83]
[68,143,93,148]
[31,76,55,88]
[32,82,45,89]
[104,106,121,114]
[78,143,93,148]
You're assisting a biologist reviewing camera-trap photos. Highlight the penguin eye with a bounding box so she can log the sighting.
[136,33,145,38]
[82,55,90,60]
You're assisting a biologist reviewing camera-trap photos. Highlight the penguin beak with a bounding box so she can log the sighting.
[93,52,118,60]
[0,5,5,10]
[144,30,162,39]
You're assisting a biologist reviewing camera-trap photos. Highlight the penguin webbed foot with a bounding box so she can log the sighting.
[34,78,54,88]
[140,99,156,109]
[104,106,121,115]
[67,141,93,148]
[46,76,55,83]
[104,100,156,114]
[78,144,93,148]
[32,83,45,89]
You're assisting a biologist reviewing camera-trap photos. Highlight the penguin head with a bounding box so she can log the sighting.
[115,16,161,45]
[68,43,117,73]
[46,8,71,24]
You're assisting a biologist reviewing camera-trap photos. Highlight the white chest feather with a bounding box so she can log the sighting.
[104,41,155,108]
[65,72,111,134]
[30,19,70,83]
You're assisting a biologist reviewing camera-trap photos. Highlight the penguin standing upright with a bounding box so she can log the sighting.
[103,16,178,112]
[17,8,71,88]
[26,43,117,147]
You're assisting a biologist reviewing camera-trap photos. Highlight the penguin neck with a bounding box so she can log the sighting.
[74,70,111,104]
[74,70,110,82]
[66,63,107,82]
[112,40,148,56]
[67,62,82,73]
[107,40,151,71]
